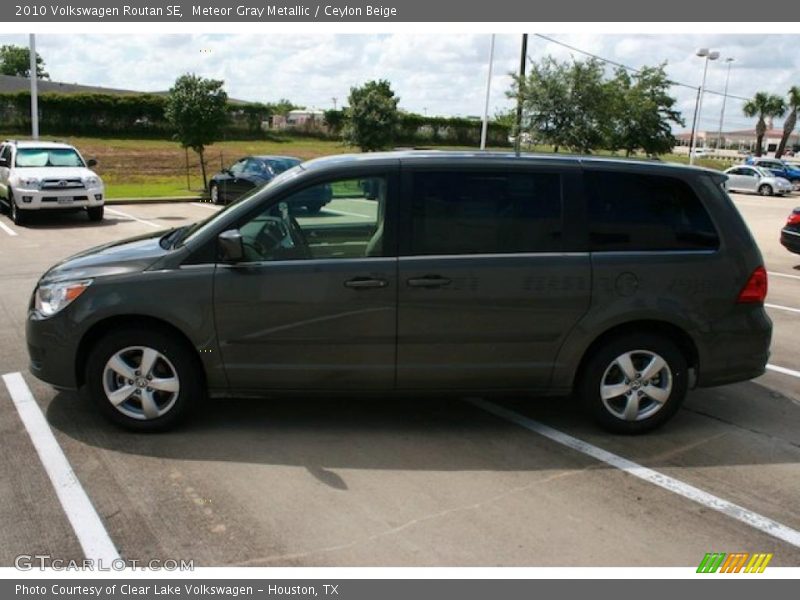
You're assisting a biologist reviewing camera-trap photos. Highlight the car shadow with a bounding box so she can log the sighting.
[45,379,800,475]
[10,212,124,229]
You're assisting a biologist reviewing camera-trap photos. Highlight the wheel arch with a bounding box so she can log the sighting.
[571,320,699,393]
[75,315,207,389]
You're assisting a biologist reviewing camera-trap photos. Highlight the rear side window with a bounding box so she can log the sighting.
[410,171,563,255]
[585,171,719,251]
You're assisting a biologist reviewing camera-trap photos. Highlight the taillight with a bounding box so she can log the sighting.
[737,266,768,304]
[786,210,800,226]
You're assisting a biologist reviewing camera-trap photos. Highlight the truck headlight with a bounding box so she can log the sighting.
[83,176,100,187]
[34,280,92,317]
[16,177,40,188]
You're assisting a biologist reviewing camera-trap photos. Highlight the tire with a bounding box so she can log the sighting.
[87,206,104,222]
[578,333,688,434]
[9,193,27,225]
[210,183,222,205]
[85,327,204,432]
[305,201,323,214]
[758,184,773,196]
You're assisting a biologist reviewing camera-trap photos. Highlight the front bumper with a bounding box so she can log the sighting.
[12,186,104,210]
[26,307,81,390]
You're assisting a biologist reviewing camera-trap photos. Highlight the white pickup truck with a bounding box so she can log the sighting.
[0,140,104,225]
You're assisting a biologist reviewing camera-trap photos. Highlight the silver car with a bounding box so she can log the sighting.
[724,165,793,196]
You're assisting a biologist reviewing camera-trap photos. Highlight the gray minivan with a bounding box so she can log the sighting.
[26,152,772,433]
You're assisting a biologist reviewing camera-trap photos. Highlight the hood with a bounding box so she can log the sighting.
[41,229,171,284]
[13,166,99,180]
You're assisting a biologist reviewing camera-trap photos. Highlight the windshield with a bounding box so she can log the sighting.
[754,167,774,178]
[266,158,301,175]
[15,147,85,168]
[178,163,306,246]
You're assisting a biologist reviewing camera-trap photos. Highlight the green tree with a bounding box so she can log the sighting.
[775,86,800,159]
[607,64,684,156]
[509,57,611,154]
[165,74,228,192]
[0,44,49,79]
[743,92,786,157]
[343,79,399,151]
[323,109,345,135]
[270,98,297,116]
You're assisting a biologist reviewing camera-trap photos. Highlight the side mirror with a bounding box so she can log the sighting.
[0,157,7,167]
[86,158,98,168]
[218,229,244,262]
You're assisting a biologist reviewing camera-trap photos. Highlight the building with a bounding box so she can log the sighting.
[674,123,800,154]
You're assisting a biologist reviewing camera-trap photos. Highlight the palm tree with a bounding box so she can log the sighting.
[775,86,800,158]
[743,92,786,156]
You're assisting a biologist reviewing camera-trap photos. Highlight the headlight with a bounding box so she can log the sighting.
[34,280,92,317]
[16,176,39,188]
[83,176,100,187]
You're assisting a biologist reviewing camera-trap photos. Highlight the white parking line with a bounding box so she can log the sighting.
[768,271,800,281]
[467,397,800,549]
[766,364,800,379]
[105,207,162,229]
[765,303,800,315]
[0,219,18,236]
[2,372,120,562]
[191,202,221,211]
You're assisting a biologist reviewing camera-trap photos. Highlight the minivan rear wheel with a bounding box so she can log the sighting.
[579,333,688,434]
[85,328,203,431]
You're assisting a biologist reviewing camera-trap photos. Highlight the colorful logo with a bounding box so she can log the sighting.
[697,552,773,573]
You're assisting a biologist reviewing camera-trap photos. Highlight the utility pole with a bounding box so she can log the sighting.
[716,58,735,150]
[29,34,39,140]
[480,34,496,151]
[514,34,528,157]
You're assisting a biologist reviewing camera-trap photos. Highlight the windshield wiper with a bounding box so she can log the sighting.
[160,226,186,249]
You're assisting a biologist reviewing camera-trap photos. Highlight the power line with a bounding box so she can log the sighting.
[531,33,751,102]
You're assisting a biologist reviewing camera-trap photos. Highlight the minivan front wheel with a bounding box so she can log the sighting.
[579,333,688,434]
[85,328,202,431]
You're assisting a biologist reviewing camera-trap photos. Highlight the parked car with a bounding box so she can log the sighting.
[209,155,332,212]
[0,140,104,225]
[744,157,800,185]
[723,165,793,196]
[26,152,771,434]
[780,207,800,254]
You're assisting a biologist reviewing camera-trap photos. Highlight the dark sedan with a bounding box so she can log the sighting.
[780,207,800,254]
[208,155,332,212]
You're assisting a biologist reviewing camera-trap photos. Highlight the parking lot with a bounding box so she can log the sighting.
[1,194,800,568]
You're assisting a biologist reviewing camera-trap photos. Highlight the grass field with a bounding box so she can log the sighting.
[1,134,734,199]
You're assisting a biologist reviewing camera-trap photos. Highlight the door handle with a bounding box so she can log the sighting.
[407,275,452,288]
[344,277,388,289]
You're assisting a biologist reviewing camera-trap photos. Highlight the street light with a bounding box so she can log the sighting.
[689,47,719,165]
[716,58,735,151]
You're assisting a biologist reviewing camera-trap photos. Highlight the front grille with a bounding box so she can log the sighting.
[40,178,85,190]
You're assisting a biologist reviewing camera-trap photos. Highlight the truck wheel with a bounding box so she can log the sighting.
[578,333,688,434]
[10,194,27,225]
[87,206,104,222]
[85,327,204,432]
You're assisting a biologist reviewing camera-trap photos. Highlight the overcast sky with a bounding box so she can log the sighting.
[1,33,798,132]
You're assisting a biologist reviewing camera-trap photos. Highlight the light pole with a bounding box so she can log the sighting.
[716,57,735,151]
[689,47,719,165]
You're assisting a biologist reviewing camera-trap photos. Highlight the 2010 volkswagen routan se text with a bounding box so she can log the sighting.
[26,152,772,433]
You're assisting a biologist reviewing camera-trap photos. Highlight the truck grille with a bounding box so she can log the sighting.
[40,178,85,190]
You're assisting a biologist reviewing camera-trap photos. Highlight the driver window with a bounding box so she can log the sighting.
[237,176,388,262]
